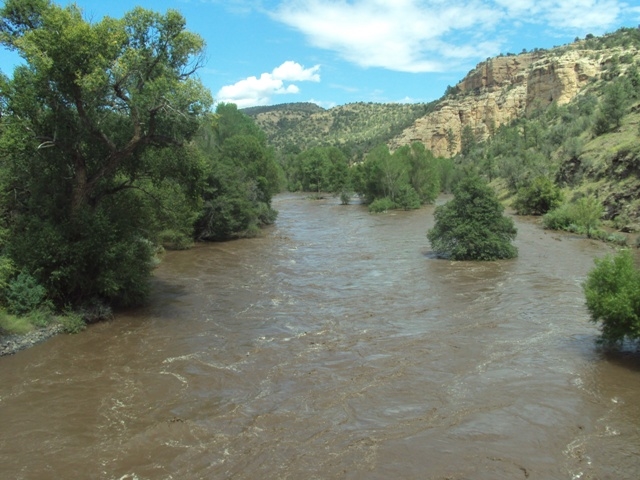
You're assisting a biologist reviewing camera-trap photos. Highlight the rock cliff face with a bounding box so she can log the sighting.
[389,46,623,156]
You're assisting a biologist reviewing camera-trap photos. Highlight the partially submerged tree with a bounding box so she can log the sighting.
[427,175,518,260]
[583,249,640,345]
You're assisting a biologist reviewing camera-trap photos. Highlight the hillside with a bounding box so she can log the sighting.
[389,33,640,156]
[244,101,435,153]
[252,27,640,225]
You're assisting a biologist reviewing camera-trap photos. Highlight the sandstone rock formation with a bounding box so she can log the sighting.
[389,47,622,157]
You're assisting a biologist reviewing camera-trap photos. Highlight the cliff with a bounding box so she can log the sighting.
[389,45,636,156]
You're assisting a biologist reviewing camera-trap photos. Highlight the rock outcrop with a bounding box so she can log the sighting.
[389,46,627,156]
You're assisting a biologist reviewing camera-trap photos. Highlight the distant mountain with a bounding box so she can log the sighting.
[241,102,325,117]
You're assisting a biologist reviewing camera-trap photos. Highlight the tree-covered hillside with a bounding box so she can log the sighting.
[245,101,436,155]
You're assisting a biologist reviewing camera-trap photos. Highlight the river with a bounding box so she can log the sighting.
[0,193,639,479]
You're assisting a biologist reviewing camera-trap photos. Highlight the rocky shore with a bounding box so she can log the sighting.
[0,324,64,357]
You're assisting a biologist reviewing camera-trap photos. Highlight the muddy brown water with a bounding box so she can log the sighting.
[1,193,639,480]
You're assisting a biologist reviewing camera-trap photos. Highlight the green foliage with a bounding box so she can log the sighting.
[6,272,48,316]
[58,310,86,334]
[460,125,477,157]
[572,195,604,238]
[593,78,630,135]
[0,310,33,335]
[368,197,395,213]
[394,142,440,204]
[542,196,604,238]
[27,308,55,328]
[0,1,211,309]
[339,190,351,205]
[248,101,436,153]
[395,184,421,210]
[241,102,324,117]
[283,145,350,193]
[513,176,564,215]
[542,203,576,230]
[0,255,15,293]
[352,142,441,210]
[427,175,518,260]
[583,249,640,345]
[193,104,280,241]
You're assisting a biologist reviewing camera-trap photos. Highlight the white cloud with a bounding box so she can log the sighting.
[271,0,630,73]
[216,61,320,107]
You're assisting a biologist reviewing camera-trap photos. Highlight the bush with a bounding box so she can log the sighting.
[27,308,55,328]
[573,195,604,238]
[58,311,86,334]
[395,184,421,210]
[368,197,396,213]
[339,190,351,205]
[427,175,518,260]
[583,249,640,345]
[158,230,193,250]
[6,273,48,316]
[513,177,564,215]
[542,196,604,238]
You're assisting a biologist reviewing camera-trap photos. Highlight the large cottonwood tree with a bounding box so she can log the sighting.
[0,0,212,306]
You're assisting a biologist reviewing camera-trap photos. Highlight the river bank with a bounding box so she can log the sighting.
[0,323,64,357]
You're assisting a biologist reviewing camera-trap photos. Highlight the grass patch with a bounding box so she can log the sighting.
[57,311,86,334]
[0,310,34,335]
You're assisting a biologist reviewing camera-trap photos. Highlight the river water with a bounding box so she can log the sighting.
[1,193,639,480]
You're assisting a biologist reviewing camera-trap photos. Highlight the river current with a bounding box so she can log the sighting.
[1,193,639,479]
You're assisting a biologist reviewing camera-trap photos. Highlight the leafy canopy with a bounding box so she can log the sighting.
[0,0,211,307]
[427,175,518,260]
[583,249,640,345]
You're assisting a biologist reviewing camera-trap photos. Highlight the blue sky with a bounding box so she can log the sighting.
[2,0,640,109]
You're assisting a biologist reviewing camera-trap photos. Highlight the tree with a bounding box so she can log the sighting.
[513,176,564,215]
[573,195,604,238]
[427,175,518,260]
[395,142,440,204]
[0,1,211,307]
[194,103,280,241]
[583,249,640,345]
[460,124,477,156]
[446,128,457,156]
[353,144,403,203]
[593,78,629,135]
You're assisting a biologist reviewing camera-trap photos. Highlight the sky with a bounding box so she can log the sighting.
[1,0,640,109]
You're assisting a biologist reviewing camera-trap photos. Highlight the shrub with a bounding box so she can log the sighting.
[573,195,604,238]
[368,197,396,213]
[6,272,48,316]
[27,308,55,328]
[0,255,15,294]
[427,175,518,260]
[158,230,193,250]
[395,184,421,210]
[339,190,351,205]
[542,206,571,230]
[542,196,604,238]
[583,249,640,345]
[58,311,86,334]
[513,176,564,215]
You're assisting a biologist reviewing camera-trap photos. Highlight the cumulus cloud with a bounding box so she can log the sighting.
[271,0,629,73]
[216,61,320,107]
